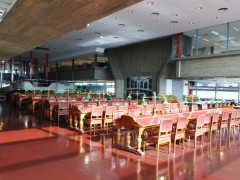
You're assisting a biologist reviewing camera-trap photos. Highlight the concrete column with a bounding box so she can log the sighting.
[172,80,185,101]
[115,79,124,98]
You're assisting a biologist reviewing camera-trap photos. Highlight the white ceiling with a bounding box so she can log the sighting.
[19,0,240,63]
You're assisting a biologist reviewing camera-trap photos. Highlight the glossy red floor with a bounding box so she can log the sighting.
[1,102,240,180]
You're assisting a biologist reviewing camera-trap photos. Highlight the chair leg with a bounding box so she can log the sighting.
[156,144,159,157]
[168,141,171,154]
[182,138,184,149]
[173,139,176,153]
[194,136,196,148]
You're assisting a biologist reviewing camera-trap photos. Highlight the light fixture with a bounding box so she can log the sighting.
[137,24,141,27]
[100,36,104,38]
[118,24,125,26]
[113,37,118,39]
[95,32,101,34]
[218,7,228,11]
[153,19,158,22]
[211,31,220,35]
[99,22,103,25]
[233,27,240,32]
[127,94,132,99]
[148,2,154,5]
[212,16,218,20]
[195,98,202,103]
[170,21,178,24]
[128,10,134,13]
[182,98,189,103]
[162,99,169,104]
[201,38,209,42]
[196,7,203,10]
[138,30,144,32]
[151,12,160,15]
[139,98,147,105]
[171,27,175,30]
[86,24,90,27]
[189,22,195,25]
[172,14,178,17]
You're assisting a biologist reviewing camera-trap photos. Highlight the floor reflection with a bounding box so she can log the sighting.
[1,102,240,179]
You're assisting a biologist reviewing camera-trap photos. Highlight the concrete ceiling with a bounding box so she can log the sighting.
[0,0,141,59]
[2,0,240,63]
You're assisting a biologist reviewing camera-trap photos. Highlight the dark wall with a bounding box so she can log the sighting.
[106,36,172,92]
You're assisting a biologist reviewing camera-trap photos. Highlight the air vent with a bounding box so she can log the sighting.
[218,7,228,11]
[151,12,160,15]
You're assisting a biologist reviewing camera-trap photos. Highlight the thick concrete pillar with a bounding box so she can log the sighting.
[115,79,124,98]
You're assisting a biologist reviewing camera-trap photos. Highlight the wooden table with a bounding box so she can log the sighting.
[69,106,91,133]
[114,115,163,155]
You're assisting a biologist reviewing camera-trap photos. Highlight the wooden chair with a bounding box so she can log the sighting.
[235,110,240,130]
[154,104,162,115]
[57,101,70,125]
[171,116,188,153]
[145,105,154,114]
[209,112,220,140]
[228,110,237,133]
[179,106,187,113]
[185,114,205,148]
[219,111,230,136]
[191,104,198,111]
[118,105,128,112]
[170,107,179,114]
[143,118,173,157]
[161,108,171,114]
[128,109,141,117]
[202,104,208,110]
[141,108,152,117]
[84,107,104,135]
[103,106,117,132]
[202,114,212,141]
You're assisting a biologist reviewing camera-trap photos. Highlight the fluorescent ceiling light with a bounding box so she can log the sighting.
[211,31,220,35]
[233,27,240,32]
[201,38,209,42]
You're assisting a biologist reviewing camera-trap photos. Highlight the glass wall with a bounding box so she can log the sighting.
[192,82,239,101]
[172,20,240,58]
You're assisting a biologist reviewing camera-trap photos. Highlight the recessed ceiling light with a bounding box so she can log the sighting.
[196,7,203,10]
[138,30,144,32]
[118,24,125,26]
[155,30,159,33]
[212,16,218,20]
[189,22,195,25]
[153,19,158,22]
[123,29,127,31]
[218,7,228,11]
[211,31,220,35]
[86,24,90,27]
[148,2,154,5]
[100,36,104,38]
[128,10,134,13]
[95,32,101,34]
[170,21,178,24]
[99,22,103,25]
[151,12,160,15]
[172,14,178,17]
[137,24,141,27]
[171,27,175,30]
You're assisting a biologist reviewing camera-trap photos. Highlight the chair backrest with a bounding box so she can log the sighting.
[185,105,190,112]
[118,106,128,111]
[176,116,188,129]
[161,108,170,114]
[91,107,104,116]
[105,106,117,116]
[230,110,237,119]
[155,104,162,112]
[128,109,140,117]
[59,102,70,109]
[141,108,152,117]
[87,103,98,107]
[179,106,187,113]
[202,104,208,110]
[112,101,123,106]
[72,103,84,108]
[192,104,198,111]
[196,115,206,127]
[171,107,179,114]
[237,110,240,118]
[212,113,220,123]
[123,101,129,106]
[159,118,173,134]
[145,105,154,112]
[204,114,212,124]
[100,102,109,107]
[113,110,126,120]
[222,111,230,121]
[130,100,138,105]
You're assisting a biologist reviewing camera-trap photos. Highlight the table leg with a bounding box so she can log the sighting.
[126,131,131,148]
[136,128,144,155]
[79,114,85,133]
[116,128,121,144]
